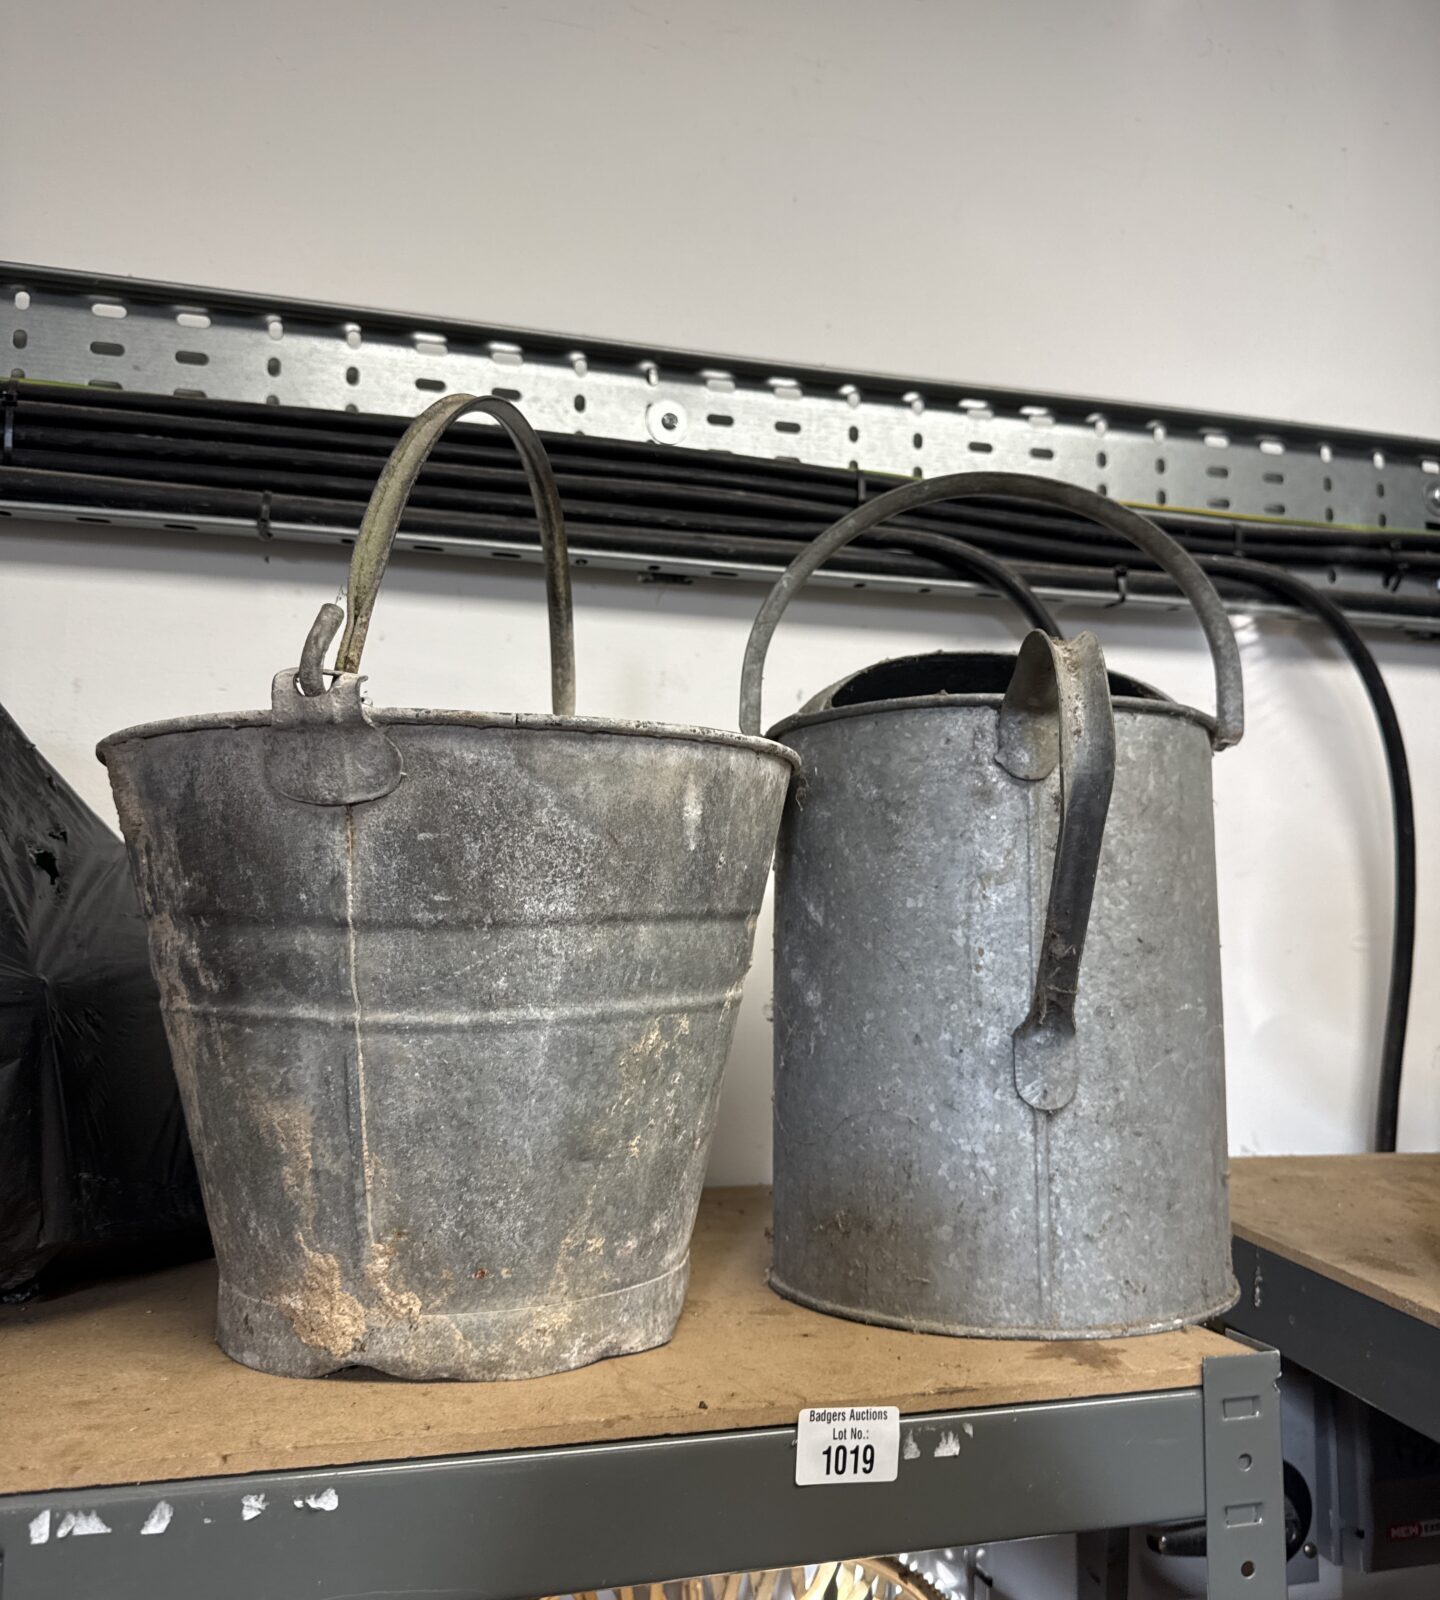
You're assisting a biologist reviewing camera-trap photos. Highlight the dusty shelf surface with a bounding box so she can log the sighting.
[1231,1153,1440,1329]
[1,1186,1235,1495]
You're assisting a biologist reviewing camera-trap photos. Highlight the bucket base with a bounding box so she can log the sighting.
[768,1271,1241,1341]
[216,1257,690,1381]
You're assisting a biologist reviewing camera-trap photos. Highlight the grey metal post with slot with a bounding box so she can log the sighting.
[1202,1345,1288,1599]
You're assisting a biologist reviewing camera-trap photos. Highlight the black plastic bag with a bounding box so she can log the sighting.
[0,701,208,1294]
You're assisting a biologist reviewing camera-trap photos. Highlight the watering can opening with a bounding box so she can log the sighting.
[820,651,1171,714]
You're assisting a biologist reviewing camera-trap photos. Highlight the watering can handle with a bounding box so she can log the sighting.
[997,629,1116,1112]
[299,393,576,715]
[737,472,1243,750]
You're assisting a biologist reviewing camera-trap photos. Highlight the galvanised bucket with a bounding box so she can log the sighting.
[99,396,796,1380]
[745,474,1245,1339]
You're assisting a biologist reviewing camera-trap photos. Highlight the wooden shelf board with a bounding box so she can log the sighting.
[0,1186,1234,1496]
[1231,1153,1440,1330]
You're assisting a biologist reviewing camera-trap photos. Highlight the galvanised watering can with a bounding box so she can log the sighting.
[746,474,1243,1338]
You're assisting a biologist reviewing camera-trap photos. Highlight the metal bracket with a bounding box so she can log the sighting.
[263,670,404,806]
[1202,1345,1288,1599]
[2,262,1437,535]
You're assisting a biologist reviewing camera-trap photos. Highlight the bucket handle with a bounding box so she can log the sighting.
[738,472,1243,750]
[997,629,1116,1112]
[266,396,573,808]
[299,393,576,715]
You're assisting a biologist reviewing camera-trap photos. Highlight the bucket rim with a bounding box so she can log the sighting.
[768,691,1215,743]
[97,708,801,769]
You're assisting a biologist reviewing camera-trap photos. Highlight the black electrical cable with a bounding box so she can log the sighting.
[877,527,1062,636]
[1197,557,1416,1153]
[13,383,1440,614]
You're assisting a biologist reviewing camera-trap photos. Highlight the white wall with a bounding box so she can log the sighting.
[2,0,1437,1145]
[6,1,1440,439]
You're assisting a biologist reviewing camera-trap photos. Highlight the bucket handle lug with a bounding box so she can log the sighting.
[268,394,572,802]
[997,629,1116,1113]
[264,668,405,807]
[739,471,1242,750]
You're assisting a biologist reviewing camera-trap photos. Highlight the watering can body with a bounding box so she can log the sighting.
[768,654,1234,1336]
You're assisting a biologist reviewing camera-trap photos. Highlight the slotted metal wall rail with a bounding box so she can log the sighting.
[3,263,1439,631]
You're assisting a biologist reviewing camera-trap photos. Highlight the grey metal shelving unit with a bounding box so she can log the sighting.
[0,1353,1286,1600]
[1227,1154,1440,1446]
[0,1193,1286,1600]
